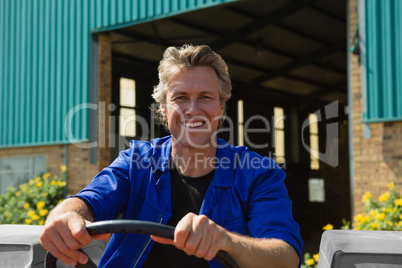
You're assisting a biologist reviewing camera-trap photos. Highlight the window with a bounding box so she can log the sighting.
[0,156,46,193]
[119,78,136,137]
[309,113,320,170]
[274,107,285,164]
[237,100,244,146]
[308,178,325,202]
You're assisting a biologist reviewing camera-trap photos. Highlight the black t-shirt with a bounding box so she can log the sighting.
[142,161,214,267]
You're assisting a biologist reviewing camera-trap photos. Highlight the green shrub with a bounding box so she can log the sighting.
[0,166,66,225]
[301,252,319,268]
[302,182,402,267]
[355,182,402,230]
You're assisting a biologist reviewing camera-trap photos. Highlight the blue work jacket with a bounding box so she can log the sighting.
[73,136,303,267]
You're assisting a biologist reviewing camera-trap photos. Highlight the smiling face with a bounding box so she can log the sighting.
[161,66,225,150]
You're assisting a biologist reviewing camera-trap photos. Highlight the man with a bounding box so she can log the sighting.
[40,44,303,267]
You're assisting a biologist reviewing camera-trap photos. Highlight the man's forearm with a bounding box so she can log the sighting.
[225,232,299,268]
[46,197,95,223]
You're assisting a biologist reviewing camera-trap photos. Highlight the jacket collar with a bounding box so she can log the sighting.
[149,137,172,172]
[149,136,233,187]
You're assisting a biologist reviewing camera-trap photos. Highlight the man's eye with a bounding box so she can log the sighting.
[200,96,211,99]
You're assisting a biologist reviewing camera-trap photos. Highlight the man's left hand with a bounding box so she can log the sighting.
[151,212,229,261]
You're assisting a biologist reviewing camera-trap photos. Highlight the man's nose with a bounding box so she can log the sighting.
[185,99,200,114]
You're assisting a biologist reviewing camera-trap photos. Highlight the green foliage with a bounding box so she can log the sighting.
[341,218,351,230]
[302,183,402,267]
[0,167,66,225]
[301,252,318,268]
[355,183,402,231]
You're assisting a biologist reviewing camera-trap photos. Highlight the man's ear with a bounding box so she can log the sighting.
[160,103,167,117]
[219,101,225,116]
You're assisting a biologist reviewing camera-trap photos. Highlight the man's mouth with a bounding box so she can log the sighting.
[183,121,205,128]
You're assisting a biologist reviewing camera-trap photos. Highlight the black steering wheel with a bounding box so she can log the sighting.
[44,220,239,268]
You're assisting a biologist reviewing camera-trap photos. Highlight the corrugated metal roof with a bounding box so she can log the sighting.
[90,0,239,32]
[362,0,402,123]
[0,0,237,148]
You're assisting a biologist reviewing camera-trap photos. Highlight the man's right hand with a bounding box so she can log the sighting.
[39,199,110,266]
[39,211,94,265]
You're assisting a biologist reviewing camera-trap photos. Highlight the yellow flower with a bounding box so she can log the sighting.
[58,181,66,187]
[25,219,32,224]
[61,165,67,172]
[42,173,50,179]
[382,208,392,213]
[376,213,385,221]
[36,181,43,187]
[19,184,27,190]
[39,209,48,217]
[313,254,319,262]
[378,191,390,202]
[27,210,35,217]
[362,191,371,202]
[386,220,393,226]
[395,199,402,206]
[362,215,369,223]
[370,209,379,217]
[355,214,364,223]
[306,258,315,266]
[23,202,30,210]
[50,181,56,186]
[37,201,46,210]
[387,182,394,190]
[31,214,40,221]
[15,191,20,196]
[35,177,41,182]
[39,220,45,225]
[370,222,380,230]
[322,224,334,231]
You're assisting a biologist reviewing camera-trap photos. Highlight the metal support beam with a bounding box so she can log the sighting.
[225,57,333,90]
[168,17,346,76]
[299,81,347,110]
[209,0,320,50]
[238,40,346,91]
[225,5,332,47]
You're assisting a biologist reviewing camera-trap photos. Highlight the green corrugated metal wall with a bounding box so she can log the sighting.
[362,0,402,123]
[0,0,237,148]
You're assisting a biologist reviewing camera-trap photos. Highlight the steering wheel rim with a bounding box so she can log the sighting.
[44,220,239,268]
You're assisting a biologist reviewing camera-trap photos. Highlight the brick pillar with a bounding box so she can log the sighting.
[349,0,402,215]
[97,33,112,170]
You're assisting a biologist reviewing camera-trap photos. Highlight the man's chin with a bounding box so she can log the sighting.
[172,136,214,149]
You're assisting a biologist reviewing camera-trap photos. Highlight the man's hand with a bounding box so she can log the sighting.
[40,212,91,265]
[151,213,229,261]
[152,212,299,267]
[39,199,110,266]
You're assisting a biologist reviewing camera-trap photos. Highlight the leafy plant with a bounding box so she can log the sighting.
[302,183,402,267]
[355,183,402,230]
[0,166,66,225]
[301,252,319,268]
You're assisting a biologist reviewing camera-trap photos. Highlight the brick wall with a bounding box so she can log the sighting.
[0,144,98,195]
[97,33,112,171]
[349,0,402,215]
